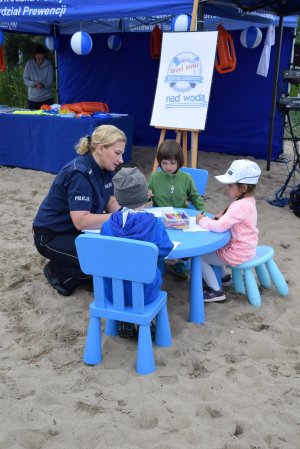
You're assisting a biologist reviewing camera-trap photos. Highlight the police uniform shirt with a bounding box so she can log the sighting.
[33,153,114,233]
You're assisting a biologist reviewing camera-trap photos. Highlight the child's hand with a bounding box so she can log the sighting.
[214,211,224,220]
[196,212,205,224]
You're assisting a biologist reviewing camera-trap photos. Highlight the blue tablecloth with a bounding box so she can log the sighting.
[0,113,134,173]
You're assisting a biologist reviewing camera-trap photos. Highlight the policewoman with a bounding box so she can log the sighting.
[33,124,126,296]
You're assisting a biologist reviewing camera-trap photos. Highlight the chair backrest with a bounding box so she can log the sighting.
[75,234,158,313]
[156,166,208,196]
[180,167,209,196]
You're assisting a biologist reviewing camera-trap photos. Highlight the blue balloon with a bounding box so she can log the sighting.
[70,31,93,55]
[240,26,262,49]
[45,36,59,51]
[171,14,192,32]
[107,34,122,51]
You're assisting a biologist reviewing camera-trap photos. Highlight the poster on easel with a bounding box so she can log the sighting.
[150,31,218,131]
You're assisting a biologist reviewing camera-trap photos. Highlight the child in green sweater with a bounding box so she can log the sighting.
[148,139,205,279]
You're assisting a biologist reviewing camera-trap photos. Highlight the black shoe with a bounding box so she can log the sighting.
[118,322,138,338]
[221,274,232,287]
[43,262,73,297]
[166,261,189,280]
[203,288,226,303]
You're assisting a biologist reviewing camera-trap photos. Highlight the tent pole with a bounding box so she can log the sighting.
[197,0,204,31]
[266,15,284,171]
[53,25,60,104]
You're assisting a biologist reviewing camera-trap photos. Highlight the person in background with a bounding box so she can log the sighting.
[33,125,126,296]
[23,44,54,110]
[101,167,174,338]
[196,159,261,302]
[148,139,205,280]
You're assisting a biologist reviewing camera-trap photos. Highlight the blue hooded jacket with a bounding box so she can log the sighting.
[101,209,173,306]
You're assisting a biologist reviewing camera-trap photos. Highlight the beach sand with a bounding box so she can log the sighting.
[0,145,299,449]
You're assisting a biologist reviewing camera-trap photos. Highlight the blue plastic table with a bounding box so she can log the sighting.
[164,208,230,324]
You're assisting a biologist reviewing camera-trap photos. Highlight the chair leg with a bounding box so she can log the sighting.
[155,304,172,347]
[244,268,261,307]
[266,258,289,296]
[136,324,155,375]
[232,268,246,294]
[255,263,271,288]
[105,319,118,336]
[83,316,102,365]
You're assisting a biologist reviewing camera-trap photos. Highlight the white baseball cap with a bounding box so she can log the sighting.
[215,159,261,185]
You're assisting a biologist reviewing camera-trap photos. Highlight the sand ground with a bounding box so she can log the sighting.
[0,143,299,449]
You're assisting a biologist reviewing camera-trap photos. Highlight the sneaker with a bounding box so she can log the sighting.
[118,322,138,338]
[43,262,73,297]
[203,288,226,303]
[166,261,189,280]
[222,274,232,287]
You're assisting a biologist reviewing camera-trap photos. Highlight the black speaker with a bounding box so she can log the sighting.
[294,43,300,68]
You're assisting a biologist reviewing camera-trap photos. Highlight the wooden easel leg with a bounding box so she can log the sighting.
[175,130,182,143]
[152,129,166,172]
[191,131,198,168]
[182,131,188,166]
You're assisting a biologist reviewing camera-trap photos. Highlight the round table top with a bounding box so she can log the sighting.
[160,208,230,259]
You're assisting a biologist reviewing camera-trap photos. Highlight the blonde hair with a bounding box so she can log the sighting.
[75,124,127,155]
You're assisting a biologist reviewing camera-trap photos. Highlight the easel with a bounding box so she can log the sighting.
[152,0,200,172]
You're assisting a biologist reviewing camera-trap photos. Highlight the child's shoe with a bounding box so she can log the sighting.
[166,261,189,280]
[204,287,226,302]
[221,273,232,287]
[118,322,138,338]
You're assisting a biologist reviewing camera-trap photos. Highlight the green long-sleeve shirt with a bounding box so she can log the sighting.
[148,170,205,211]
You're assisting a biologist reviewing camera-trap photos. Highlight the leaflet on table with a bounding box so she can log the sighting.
[164,241,181,259]
[183,217,209,232]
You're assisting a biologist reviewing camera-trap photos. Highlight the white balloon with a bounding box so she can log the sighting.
[240,26,262,49]
[70,32,93,55]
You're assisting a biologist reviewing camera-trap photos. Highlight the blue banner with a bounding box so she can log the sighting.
[0,1,298,34]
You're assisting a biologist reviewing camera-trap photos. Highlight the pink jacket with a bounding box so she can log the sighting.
[199,196,258,266]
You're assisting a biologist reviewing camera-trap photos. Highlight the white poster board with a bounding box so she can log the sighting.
[150,31,218,131]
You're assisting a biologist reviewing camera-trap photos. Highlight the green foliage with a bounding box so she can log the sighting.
[4,32,45,67]
[0,64,28,107]
[0,32,56,107]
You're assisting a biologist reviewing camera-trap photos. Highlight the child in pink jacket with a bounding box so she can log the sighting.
[196,159,261,303]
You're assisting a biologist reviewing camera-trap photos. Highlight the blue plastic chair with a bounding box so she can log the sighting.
[75,234,172,375]
[180,167,209,197]
[228,246,289,307]
[156,166,208,205]
[213,246,289,307]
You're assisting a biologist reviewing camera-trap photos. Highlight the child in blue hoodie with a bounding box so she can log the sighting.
[101,167,174,337]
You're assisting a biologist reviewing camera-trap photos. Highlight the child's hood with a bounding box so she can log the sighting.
[109,209,157,240]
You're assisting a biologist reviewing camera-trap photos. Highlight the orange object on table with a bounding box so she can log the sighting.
[60,102,109,113]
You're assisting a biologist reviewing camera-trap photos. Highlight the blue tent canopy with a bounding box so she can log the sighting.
[0,1,299,34]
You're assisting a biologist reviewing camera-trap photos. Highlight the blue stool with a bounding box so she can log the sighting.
[228,246,289,307]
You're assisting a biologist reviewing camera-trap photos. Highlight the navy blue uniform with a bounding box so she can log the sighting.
[33,153,115,291]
